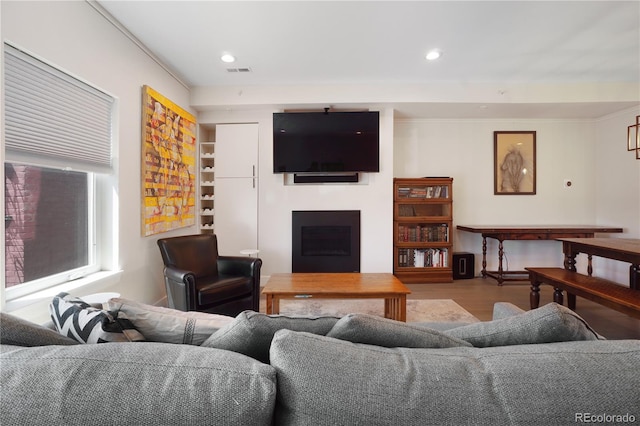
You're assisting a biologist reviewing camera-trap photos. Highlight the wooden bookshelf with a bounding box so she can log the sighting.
[393,177,453,283]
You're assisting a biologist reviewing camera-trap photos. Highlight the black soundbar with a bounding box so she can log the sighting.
[293,173,359,183]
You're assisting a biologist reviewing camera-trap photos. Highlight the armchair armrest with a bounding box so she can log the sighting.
[218,256,262,278]
[218,257,262,312]
[164,266,194,283]
[163,266,197,311]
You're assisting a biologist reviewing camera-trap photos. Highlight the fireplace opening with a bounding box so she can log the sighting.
[301,226,351,256]
[292,210,360,272]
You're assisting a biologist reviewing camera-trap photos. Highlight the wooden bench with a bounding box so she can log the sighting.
[526,267,640,320]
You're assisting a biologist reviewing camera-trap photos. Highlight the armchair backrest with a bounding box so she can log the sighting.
[157,234,219,277]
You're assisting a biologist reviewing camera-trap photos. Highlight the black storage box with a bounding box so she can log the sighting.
[453,252,475,280]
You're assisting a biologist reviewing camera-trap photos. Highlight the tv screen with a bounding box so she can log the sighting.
[273,111,380,173]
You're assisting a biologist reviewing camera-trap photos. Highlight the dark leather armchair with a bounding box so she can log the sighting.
[157,234,261,316]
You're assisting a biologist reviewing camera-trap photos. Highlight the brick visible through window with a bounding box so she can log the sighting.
[4,163,89,288]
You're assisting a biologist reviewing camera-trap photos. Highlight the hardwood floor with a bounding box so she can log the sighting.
[406,277,640,340]
[260,275,640,339]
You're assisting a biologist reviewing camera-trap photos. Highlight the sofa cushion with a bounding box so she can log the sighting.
[444,302,603,347]
[269,329,640,426]
[106,298,234,345]
[326,313,471,348]
[491,302,526,320]
[0,342,276,425]
[0,312,79,347]
[410,321,473,331]
[49,293,145,344]
[201,311,339,363]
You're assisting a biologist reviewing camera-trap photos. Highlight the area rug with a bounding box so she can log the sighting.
[260,298,479,323]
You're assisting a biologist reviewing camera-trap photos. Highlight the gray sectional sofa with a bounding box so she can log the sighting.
[1,299,638,425]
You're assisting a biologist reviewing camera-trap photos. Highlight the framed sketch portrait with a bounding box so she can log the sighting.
[494,131,536,195]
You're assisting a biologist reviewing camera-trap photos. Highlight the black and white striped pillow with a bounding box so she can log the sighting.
[49,292,145,344]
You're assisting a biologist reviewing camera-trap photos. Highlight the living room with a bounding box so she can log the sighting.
[2,0,639,328]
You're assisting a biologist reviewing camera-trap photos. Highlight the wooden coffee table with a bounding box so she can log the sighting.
[262,273,411,322]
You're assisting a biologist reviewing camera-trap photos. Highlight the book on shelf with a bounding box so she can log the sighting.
[398,248,449,268]
[426,187,434,198]
[397,185,449,200]
[409,188,427,198]
[397,224,448,242]
[397,187,411,198]
[398,204,416,217]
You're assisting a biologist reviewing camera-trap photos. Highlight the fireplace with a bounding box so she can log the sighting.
[292,210,360,272]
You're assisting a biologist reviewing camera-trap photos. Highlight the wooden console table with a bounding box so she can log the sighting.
[456,225,623,285]
[559,238,640,290]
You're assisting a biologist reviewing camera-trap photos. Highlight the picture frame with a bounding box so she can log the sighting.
[494,131,536,195]
[627,115,640,160]
[141,85,197,236]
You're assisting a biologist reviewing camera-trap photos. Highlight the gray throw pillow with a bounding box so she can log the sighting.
[107,298,234,345]
[445,302,603,347]
[201,311,339,363]
[0,312,79,347]
[49,293,145,344]
[326,313,471,348]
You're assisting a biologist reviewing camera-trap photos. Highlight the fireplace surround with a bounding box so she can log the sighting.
[292,210,360,272]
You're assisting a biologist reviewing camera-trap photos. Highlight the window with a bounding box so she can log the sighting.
[3,44,114,299]
[5,164,95,293]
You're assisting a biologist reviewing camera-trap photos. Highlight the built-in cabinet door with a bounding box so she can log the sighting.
[215,123,258,178]
[214,177,258,256]
[213,123,259,255]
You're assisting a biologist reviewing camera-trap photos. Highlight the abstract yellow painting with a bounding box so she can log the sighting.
[141,85,197,236]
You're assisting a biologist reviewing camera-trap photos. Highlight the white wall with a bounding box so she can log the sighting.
[1,1,198,322]
[198,108,395,276]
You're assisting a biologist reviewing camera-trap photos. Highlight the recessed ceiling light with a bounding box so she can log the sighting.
[425,50,442,61]
[221,53,236,63]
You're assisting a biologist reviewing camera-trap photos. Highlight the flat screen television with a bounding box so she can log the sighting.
[273,111,379,173]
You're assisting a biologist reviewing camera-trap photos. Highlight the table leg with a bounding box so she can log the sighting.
[530,280,540,309]
[631,264,639,290]
[563,251,577,272]
[384,296,406,322]
[567,293,576,310]
[398,295,406,322]
[384,298,391,319]
[481,236,488,278]
[266,294,273,314]
[497,239,505,285]
[553,288,564,305]
[562,248,578,310]
[266,294,280,315]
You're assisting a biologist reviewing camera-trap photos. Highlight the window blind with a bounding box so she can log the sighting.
[4,44,114,173]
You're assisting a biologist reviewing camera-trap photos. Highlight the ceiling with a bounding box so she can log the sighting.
[95,1,640,118]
